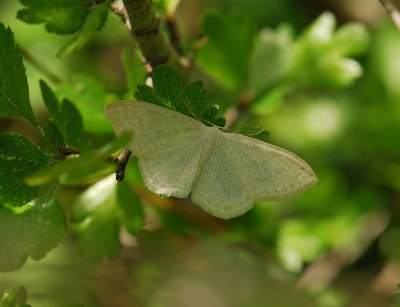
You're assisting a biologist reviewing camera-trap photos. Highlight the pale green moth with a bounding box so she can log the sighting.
[105,101,317,219]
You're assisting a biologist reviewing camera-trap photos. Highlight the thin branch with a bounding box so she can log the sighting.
[121,0,189,79]
[18,46,63,84]
[379,0,400,30]
[110,0,132,31]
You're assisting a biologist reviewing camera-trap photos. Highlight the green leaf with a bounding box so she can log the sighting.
[0,287,30,307]
[181,80,207,117]
[196,12,256,92]
[135,65,225,126]
[201,104,226,127]
[25,133,130,186]
[330,23,369,56]
[117,181,144,235]
[236,125,270,142]
[57,0,110,58]
[42,120,68,152]
[247,26,294,97]
[71,176,121,261]
[152,65,183,107]
[291,12,369,88]
[0,24,38,127]
[0,188,66,272]
[56,75,117,133]
[40,80,91,151]
[0,134,59,207]
[71,175,144,260]
[17,0,93,34]
[135,85,165,106]
[251,85,287,116]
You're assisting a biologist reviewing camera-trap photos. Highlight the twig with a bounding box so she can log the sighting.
[121,0,189,79]
[110,0,132,31]
[18,46,63,84]
[165,12,183,55]
[379,0,400,30]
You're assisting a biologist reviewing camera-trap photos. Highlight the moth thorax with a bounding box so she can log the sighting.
[199,126,221,166]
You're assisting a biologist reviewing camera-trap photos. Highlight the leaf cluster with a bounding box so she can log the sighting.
[0,1,373,290]
[0,23,132,271]
[136,65,226,127]
[0,286,30,307]
[196,11,369,114]
[17,0,110,57]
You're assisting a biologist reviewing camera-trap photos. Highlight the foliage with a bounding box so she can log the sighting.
[0,24,37,127]
[136,65,226,126]
[0,188,65,272]
[0,286,30,307]
[17,0,110,57]
[0,0,399,306]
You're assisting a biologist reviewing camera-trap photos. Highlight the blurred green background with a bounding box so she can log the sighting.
[1,0,400,306]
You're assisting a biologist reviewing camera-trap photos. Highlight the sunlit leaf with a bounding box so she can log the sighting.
[0,286,30,307]
[71,176,121,261]
[25,133,130,186]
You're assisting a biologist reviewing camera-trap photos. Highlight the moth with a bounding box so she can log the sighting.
[105,101,317,219]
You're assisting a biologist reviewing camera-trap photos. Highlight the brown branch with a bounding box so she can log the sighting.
[379,0,400,30]
[121,0,189,79]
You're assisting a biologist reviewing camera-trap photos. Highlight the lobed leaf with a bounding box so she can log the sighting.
[0,188,66,272]
[152,64,183,107]
[291,11,369,88]
[71,176,121,261]
[57,0,110,57]
[135,65,225,126]
[56,75,117,133]
[40,80,91,152]
[247,26,294,98]
[181,80,207,118]
[17,0,93,34]
[71,176,144,260]
[0,24,38,127]
[135,84,168,107]
[0,134,60,207]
